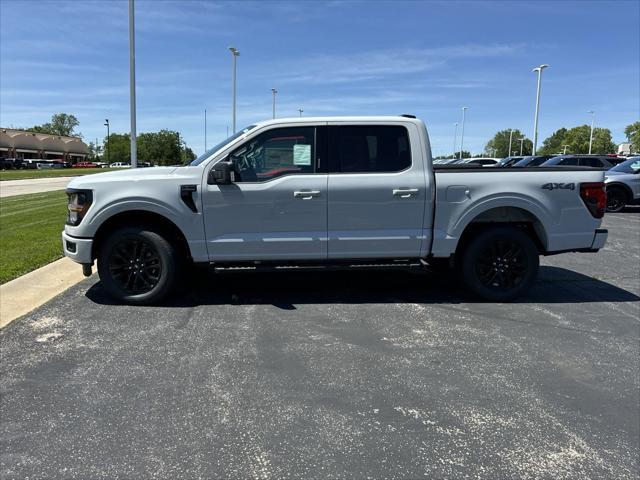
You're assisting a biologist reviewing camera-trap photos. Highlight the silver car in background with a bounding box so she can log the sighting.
[604,156,640,212]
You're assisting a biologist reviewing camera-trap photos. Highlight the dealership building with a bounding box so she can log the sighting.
[0,128,89,163]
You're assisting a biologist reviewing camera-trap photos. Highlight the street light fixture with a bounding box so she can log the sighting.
[588,110,595,154]
[452,122,458,159]
[563,144,570,154]
[519,137,525,156]
[298,108,304,117]
[229,47,240,133]
[531,64,549,155]
[271,88,277,119]
[459,106,468,160]
[104,119,110,164]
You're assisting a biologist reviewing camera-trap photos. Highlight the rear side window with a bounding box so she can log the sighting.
[329,125,411,173]
[579,158,601,167]
[559,157,579,166]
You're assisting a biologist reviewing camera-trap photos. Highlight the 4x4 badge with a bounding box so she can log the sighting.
[541,182,575,191]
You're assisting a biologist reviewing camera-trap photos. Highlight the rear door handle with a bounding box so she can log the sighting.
[294,190,321,199]
[393,188,419,198]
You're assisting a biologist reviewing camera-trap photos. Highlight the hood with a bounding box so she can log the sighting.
[66,166,195,190]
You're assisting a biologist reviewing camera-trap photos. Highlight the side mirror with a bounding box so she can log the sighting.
[208,159,233,185]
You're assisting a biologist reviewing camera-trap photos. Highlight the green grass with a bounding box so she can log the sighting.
[0,168,121,181]
[0,190,68,284]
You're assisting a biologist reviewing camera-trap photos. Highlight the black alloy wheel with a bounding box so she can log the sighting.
[606,188,627,213]
[475,239,528,290]
[98,226,180,305]
[460,226,539,302]
[108,237,162,294]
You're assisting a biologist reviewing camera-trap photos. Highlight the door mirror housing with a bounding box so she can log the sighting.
[208,159,234,185]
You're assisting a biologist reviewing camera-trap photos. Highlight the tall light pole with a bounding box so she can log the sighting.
[271,88,277,119]
[298,108,303,117]
[229,47,240,133]
[519,137,525,156]
[204,108,207,152]
[104,119,110,164]
[459,106,468,159]
[563,144,570,154]
[508,129,514,157]
[128,0,137,168]
[531,64,549,155]
[452,122,458,159]
[588,110,595,154]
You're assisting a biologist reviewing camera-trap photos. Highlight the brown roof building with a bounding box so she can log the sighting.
[0,128,88,162]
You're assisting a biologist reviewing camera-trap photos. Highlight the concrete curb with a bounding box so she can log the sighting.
[0,257,91,329]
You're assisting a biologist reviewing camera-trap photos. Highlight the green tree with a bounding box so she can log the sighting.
[104,133,131,164]
[485,129,532,157]
[562,125,615,154]
[538,128,568,155]
[138,129,184,166]
[28,113,81,137]
[625,121,640,152]
[181,146,196,164]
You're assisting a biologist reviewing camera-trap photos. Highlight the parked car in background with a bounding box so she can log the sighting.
[72,162,98,168]
[604,156,640,212]
[458,157,499,166]
[0,158,23,169]
[110,162,131,168]
[541,155,615,170]
[496,156,523,167]
[512,155,555,167]
[94,162,109,168]
[21,159,41,169]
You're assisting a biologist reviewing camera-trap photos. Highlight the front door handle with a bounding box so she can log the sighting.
[393,188,419,198]
[294,190,321,199]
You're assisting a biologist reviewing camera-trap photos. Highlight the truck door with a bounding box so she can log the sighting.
[202,125,328,261]
[326,123,428,259]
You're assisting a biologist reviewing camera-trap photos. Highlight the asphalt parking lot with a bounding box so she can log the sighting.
[1,210,638,479]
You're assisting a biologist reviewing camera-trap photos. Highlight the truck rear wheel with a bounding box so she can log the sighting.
[459,226,539,302]
[97,226,180,305]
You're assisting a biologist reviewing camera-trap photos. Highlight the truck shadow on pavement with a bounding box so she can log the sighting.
[85,265,639,308]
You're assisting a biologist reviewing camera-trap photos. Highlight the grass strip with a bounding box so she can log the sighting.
[0,190,68,284]
[0,168,123,181]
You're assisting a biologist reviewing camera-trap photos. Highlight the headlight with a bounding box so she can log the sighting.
[66,189,93,226]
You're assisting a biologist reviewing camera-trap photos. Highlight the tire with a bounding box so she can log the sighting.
[459,226,539,302]
[606,187,628,213]
[97,226,181,305]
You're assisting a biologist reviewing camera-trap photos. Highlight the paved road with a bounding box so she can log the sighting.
[1,211,638,479]
[0,177,74,198]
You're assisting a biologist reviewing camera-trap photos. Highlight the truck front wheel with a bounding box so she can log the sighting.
[459,226,539,302]
[97,226,180,305]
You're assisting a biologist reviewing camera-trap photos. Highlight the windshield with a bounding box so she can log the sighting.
[610,157,640,173]
[189,125,257,166]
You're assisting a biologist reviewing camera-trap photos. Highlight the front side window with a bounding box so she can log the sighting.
[329,125,411,173]
[230,127,316,182]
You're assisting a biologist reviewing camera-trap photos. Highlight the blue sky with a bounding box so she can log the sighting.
[1,0,638,157]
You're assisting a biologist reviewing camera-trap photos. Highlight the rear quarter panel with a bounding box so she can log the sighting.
[432,168,605,257]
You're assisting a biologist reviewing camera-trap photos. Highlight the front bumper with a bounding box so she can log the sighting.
[62,231,93,264]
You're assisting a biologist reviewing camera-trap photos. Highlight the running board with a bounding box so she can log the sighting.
[210,259,424,273]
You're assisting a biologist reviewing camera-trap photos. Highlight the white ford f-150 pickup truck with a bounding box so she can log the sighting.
[62,115,608,304]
